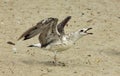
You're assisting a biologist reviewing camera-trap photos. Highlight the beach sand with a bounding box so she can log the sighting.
[0,0,120,76]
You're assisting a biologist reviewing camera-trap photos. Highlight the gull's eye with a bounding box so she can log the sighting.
[80,30,84,32]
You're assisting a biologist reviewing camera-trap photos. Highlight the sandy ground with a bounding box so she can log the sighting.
[0,0,120,76]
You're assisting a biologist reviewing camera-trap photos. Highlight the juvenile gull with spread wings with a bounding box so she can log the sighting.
[8,16,93,65]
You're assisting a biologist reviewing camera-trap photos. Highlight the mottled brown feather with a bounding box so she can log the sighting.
[17,16,71,47]
[57,16,71,35]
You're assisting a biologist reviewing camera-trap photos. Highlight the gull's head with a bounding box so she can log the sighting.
[78,27,93,36]
[41,17,58,25]
[70,27,93,43]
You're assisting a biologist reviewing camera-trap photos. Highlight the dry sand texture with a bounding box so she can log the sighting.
[0,0,120,76]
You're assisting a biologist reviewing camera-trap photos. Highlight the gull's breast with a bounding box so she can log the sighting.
[45,36,73,52]
[48,43,72,52]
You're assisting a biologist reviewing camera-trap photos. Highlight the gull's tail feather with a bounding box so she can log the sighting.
[7,41,15,45]
[7,41,17,53]
[28,43,41,48]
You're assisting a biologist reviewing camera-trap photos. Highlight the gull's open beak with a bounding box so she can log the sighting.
[85,28,93,35]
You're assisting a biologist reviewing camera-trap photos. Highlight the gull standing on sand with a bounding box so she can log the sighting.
[8,16,93,65]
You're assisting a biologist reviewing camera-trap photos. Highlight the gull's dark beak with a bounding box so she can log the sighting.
[85,28,93,35]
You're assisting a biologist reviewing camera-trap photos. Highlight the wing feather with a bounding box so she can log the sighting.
[57,16,71,35]
[18,25,41,40]
[18,18,56,40]
[17,16,71,48]
[39,18,59,47]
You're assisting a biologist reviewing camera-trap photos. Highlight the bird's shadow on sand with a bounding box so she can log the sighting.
[21,59,66,66]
